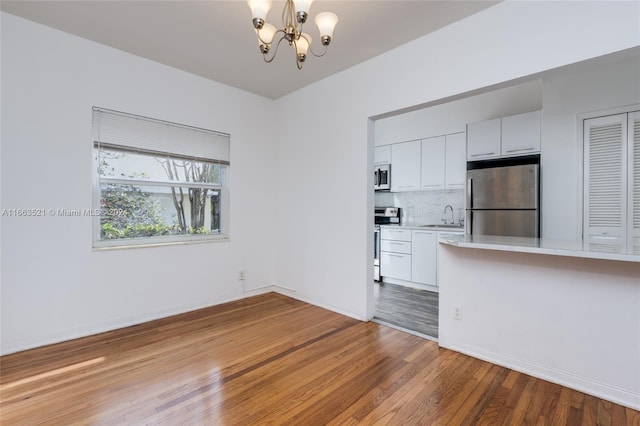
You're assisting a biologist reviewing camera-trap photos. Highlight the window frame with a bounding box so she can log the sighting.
[92,108,230,249]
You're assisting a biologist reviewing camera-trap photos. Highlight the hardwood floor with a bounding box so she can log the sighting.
[1,293,638,425]
[374,282,439,338]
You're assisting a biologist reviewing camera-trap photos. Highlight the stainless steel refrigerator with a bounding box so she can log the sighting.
[466,162,540,237]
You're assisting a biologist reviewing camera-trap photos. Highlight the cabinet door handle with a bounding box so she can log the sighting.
[414,231,434,235]
[388,254,404,258]
[506,147,535,153]
[422,184,441,187]
[470,152,495,157]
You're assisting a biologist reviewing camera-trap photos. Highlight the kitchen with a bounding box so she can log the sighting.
[371,52,639,410]
[372,80,543,339]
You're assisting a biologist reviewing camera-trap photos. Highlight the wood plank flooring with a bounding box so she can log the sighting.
[374,282,439,338]
[1,293,638,425]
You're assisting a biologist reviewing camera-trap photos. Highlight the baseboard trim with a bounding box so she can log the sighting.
[439,340,640,411]
[272,284,296,292]
[1,288,273,356]
[271,287,366,322]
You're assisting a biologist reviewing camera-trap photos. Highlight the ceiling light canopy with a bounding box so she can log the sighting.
[248,0,338,70]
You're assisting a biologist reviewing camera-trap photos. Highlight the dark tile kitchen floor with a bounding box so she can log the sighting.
[373,282,439,339]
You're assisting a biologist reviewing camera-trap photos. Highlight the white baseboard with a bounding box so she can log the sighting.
[439,340,640,411]
[271,287,366,322]
[272,284,296,292]
[382,277,439,293]
[1,288,273,356]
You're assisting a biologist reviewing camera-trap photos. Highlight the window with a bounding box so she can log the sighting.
[92,107,230,248]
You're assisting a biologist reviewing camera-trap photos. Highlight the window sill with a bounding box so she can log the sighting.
[92,236,230,251]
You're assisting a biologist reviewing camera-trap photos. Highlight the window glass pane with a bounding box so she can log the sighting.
[99,183,221,240]
[98,149,221,184]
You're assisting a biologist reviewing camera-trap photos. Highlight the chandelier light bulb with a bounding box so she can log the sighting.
[295,34,311,56]
[256,22,277,44]
[293,0,314,23]
[247,0,272,28]
[315,12,338,44]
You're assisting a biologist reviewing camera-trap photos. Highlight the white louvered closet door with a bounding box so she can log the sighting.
[629,111,640,253]
[584,113,627,250]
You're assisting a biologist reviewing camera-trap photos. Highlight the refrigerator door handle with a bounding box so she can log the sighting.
[467,177,473,209]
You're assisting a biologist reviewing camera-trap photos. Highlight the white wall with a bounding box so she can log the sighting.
[273,1,640,319]
[541,54,640,240]
[438,245,640,410]
[0,13,277,355]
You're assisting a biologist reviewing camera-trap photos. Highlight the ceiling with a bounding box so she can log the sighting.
[1,1,499,99]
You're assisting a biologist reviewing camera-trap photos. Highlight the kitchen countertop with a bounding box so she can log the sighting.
[439,234,640,263]
[379,224,465,232]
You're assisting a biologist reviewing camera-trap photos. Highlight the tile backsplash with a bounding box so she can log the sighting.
[375,189,465,226]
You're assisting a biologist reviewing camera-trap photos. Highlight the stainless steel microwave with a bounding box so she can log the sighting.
[374,164,390,191]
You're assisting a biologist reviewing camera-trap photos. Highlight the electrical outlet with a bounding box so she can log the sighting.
[238,270,245,281]
[453,305,463,320]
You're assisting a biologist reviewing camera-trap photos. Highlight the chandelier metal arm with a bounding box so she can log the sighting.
[300,33,329,58]
[256,28,283,46]
[262,34,287,63]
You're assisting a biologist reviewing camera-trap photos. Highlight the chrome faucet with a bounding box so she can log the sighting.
[444,205,454,224]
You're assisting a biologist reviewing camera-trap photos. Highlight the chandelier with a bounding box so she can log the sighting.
[247,0,338,70]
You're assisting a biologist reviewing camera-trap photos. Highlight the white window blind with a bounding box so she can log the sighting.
[92,107,230,163]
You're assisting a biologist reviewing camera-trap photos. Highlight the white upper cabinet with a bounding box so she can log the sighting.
[421,136,446,190]
[502,110,541,156]
[467,118,501,160]
[420,132,466,190]
[391,140,421,192]
[445,132,467,188]
[374,145,391,165]
[467,111,542,161]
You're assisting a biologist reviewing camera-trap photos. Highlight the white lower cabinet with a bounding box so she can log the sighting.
[411,230,437,286]
[380,252,412,281]
[380,228,412,281]
[380,227,466,290]
[380,227,464,289]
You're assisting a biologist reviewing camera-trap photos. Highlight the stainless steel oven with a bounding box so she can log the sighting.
[374,207,400,281]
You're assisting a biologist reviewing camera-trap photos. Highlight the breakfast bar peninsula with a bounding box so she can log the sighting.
[437,234,640,411]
